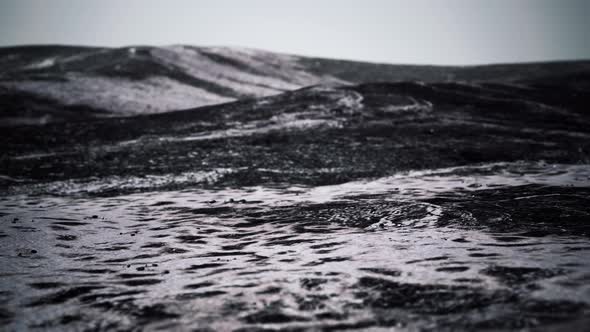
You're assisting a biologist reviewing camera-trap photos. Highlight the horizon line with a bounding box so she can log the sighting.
[1,43,590,68]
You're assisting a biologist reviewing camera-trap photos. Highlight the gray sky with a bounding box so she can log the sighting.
[1,0,589,65]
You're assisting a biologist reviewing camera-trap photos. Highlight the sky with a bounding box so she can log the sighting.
[0,0,589,65]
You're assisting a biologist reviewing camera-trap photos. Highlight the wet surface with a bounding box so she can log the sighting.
[1,70,590,330]
[1,163,590,331]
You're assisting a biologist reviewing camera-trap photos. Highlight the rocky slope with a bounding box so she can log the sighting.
[1,44,589,125]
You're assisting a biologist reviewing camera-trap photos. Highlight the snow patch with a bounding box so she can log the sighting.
[0,74,233,114]
[25,57,56,69]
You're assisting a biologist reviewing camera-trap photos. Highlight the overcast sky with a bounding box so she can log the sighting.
[1,0,589,65]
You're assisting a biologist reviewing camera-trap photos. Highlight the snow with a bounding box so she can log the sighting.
[25,57,56,69]
[0,74,232,114]
[0,46,350,116]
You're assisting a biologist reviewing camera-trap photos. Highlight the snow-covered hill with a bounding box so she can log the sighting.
[1,44,589,125]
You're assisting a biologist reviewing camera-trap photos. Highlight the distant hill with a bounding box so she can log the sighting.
[0,44,589,125]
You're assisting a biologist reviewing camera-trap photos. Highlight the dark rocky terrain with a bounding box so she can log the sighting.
[2,44,589,124]
[1,46,590,331]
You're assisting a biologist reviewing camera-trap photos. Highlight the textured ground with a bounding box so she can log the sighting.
[1,44,589,124]
[1,52,590,331]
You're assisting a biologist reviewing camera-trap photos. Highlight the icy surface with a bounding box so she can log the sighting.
[1,162,590,331]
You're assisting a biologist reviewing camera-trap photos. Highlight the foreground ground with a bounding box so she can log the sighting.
[1,69,590,330]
